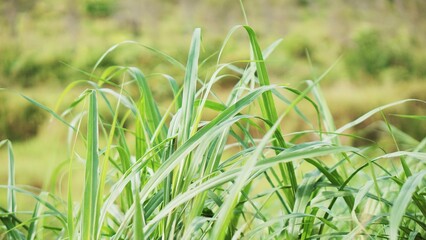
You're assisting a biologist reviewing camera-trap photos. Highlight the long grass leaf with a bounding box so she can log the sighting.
[244,26,300,210]
[330,99,425,138]
[81,91,99,240]
[0,140,22,239]
[179,28,200,143]
[92,40,185,74]
[5,141,16,216]
[133,183,145,240]
[95,82,127,238]
[129,67,167,143]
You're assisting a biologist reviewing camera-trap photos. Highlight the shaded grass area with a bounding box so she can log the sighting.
[1,26,425,239]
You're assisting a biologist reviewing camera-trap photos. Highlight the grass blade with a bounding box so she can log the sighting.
[129,67,168,153]
[0,140,22,239]
[133,183,145,240]
[5,140,16,218]
[243,26,299,209]
[81,91,99,240]
[179,28,200,144]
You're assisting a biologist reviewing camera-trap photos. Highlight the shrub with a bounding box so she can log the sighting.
[85,0,116,18]
[345,29,391,77]
[344,28,425,82]
[283,34,315,60]
[0,96,46,141]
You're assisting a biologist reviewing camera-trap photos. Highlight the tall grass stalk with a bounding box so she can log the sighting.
[1,26,425,240]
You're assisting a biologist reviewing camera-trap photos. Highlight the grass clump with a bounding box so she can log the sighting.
[1,25,426,240]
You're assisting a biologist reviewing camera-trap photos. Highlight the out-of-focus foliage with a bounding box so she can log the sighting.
[345,28,426,81]
[0,0,426,87]
[0,95,46,141]
[85,0,117,17]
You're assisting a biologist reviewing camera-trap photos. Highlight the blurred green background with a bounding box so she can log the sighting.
[0,0,425,189]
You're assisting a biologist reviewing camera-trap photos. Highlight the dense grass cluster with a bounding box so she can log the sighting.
[1,26,426,239]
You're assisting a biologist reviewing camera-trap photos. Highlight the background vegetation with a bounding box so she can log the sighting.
[0,0,425,239]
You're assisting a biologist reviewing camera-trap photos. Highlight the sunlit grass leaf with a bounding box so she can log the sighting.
[133,183,145,240]
[129,67,167,147]
[81,91,99,240]
[179,28,200,143]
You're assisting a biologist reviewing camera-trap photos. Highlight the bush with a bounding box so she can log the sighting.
[283,34,315,60]
[0,97,46,141]
[344,28,425,82]
[85,0,116,18]
[345,29,391,77]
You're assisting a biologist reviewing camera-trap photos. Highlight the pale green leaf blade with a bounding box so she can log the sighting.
[81,91,99,240]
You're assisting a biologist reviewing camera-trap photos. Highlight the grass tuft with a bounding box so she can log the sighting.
[1,25,425,239]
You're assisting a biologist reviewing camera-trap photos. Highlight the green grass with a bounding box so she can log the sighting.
[1,25,426,239]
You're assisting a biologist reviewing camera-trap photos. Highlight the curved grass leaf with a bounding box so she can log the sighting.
[330,99,426,139]
[21,94,75,131]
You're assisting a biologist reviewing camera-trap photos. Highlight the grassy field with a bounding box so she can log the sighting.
[1,23,426,239]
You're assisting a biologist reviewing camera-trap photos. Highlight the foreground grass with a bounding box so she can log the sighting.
[1,26,426,239]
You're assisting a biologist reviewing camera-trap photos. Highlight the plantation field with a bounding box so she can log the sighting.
[1,1,426,239]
